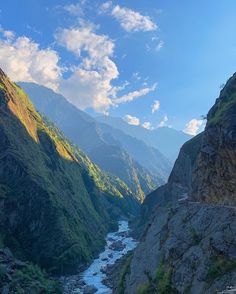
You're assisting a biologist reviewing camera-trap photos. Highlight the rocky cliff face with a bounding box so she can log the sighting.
[124,203,236,294]
[121,73,236,294]
[192,73,236,205]
[0,68,138,277]
[138,133,203,228]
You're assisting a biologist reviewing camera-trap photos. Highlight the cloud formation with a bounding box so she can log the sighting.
[56,26,157,112]
[63,3,83,16]
[184,119,204,136]
[55,26,118,112]
[159,114,169,127]
[142,121,152,129]
[124,114,140,126]
[100,2,157,32]
[155,40,164,51]
[115,83,157,104]
[0,31,62,90]
[0,25,157,113]
[151,100,160,113]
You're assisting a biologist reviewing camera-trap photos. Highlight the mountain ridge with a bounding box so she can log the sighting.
[0,68,138,279]
[97,115,192,162]
[19,82,171,202]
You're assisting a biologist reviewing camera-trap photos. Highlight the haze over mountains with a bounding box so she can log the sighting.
[97,115,192,162]
[19,82,184,202]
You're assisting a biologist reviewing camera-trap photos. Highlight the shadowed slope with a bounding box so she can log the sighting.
[0,68,138,275]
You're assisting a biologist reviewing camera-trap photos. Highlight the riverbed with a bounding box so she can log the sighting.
[63,220,138,294]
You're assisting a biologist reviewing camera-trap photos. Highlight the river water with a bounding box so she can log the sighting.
[63,220,138,294]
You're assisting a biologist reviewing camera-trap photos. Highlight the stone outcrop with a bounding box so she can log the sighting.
[124,203,236,294]
[192,73,236,205]
[121,72,236,294]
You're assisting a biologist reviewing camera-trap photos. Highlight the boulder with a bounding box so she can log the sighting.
[83,285,97,294]
[109,240,125,251]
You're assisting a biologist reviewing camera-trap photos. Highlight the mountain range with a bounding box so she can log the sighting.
[97,115,192,162]
[2,66,235,294]
[19,82,177,202]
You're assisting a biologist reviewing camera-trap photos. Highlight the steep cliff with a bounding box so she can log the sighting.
[0,68,138,278]
[139,133,203,228]
[120,73,236,294]
[192,73,236,205]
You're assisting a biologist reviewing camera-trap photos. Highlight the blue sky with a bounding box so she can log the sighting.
[1,0,236,135]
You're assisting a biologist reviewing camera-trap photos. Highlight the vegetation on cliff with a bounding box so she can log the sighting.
[0,68,138,278]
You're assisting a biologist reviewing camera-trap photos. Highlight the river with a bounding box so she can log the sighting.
[62,220,138,294]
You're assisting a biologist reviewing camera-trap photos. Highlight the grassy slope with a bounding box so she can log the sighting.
[19,82,163,202]
[0,69,138,276]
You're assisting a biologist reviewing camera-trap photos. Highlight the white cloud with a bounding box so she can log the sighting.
[2,30,15,39]
[55,26,118,112]
[55,27,115,60]
[111,5,157,32]
[156,40,164,51]
[0,33,62,90]
[100,2,157,32]
[64,3,83,16]
[56,25,157,112]
[99,1,113,14]
[59,66,115,113]
[0,25,157,113]
[115,83,157,104]
[132,72,141,80]
[151,100,160,113]
[124,114,140,126]
[184,119,204,136]
[142,121,152,129]
[0,26,15,40]
[159,114,169,127]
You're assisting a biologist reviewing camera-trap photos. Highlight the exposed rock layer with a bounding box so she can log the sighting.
[125,203,236,294]
[122,73,236,293]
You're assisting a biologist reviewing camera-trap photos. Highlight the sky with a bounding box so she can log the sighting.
[1,0,236,135]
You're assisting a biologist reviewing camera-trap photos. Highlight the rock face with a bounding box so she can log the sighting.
[192,73,236,205]
[122,73,236,293]
[138,133,203,228]
[0,68,138,276]
[124,203,236,294]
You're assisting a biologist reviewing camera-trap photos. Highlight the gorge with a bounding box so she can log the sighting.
[0,69,236,294]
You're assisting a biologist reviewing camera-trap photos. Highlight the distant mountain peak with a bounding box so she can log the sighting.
[97,115,192,161]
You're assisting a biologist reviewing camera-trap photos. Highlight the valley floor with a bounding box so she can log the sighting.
[61,220,138,294]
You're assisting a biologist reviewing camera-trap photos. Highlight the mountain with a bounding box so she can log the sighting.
[97,115,192,161]
[112,73,236,294]
[97,122,172,181]
[0,68,139,283]
[19,82,171,201]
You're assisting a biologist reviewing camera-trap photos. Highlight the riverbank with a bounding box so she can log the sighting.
[61,220,138,294]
